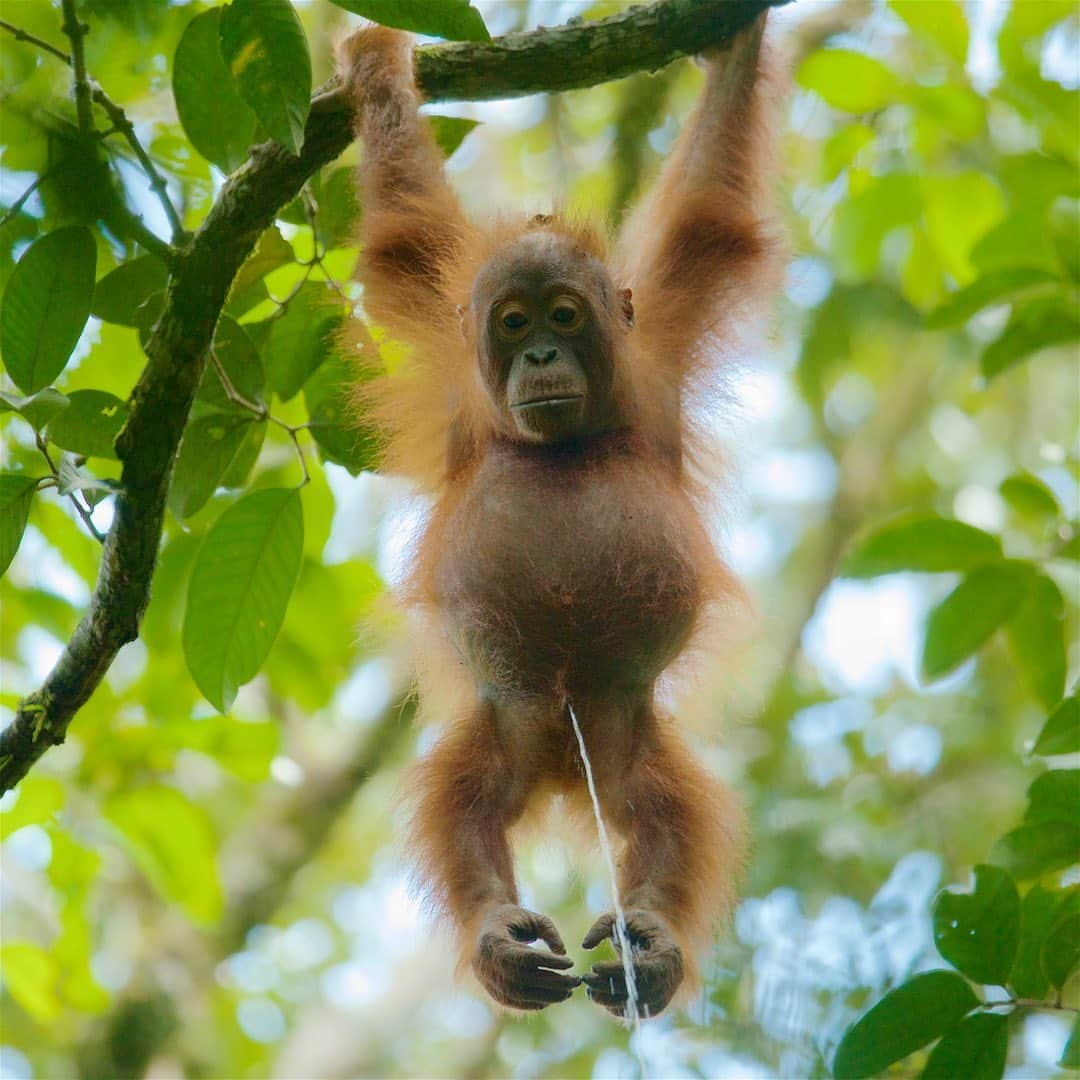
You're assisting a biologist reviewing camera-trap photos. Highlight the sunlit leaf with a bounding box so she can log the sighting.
[183,487,303,711]
[798,50,900,113]
[0,388,70,431]
[831,174,920,280]
[981,297,1080,379]
[428,115,480,157]
[328,0,489,41]
[843,514,1001,578]
[46,389,129,459]
[1000,471,1061,519]
[921,1012,1006,1080]
[921,561,1032,681]
[1034,696,1080,755]
[991,823,1080,881]
[219,0,311,156]
[174,9,258,172]
[105,785,224,925]
[926,267,1056,329]
[1007,574,1066,710]
[228,225,296,314]
[890,0,968,64]
[1048,196,1080,281]
[0,942,61,1023]
[821,124,875,182]
[0,473,38,578]
[91,255,169,326]
[932,865,1019,986]
[1,227,96,394]
[0,776,64,840]
[921,172,1004,284]
[832,970,978,1078]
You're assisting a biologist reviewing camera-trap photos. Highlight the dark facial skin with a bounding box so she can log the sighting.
[472,232,624,444]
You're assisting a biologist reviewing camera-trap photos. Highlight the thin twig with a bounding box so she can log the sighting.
[0,18,69,64]
[0,171,50,225]
[90,82,186,239]
[209,351,310,487]
[1,15,182,247]
[34,433,106,544]
[59,0,93,136]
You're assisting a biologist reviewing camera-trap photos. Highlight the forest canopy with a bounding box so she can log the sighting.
[0,1,1077,1078]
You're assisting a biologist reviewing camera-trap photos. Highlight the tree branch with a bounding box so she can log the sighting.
[0,0,785,793]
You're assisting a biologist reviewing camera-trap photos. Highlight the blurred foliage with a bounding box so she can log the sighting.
[0,1,1078,1078]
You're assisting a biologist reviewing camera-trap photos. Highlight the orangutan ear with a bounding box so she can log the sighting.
[618,288,635,329]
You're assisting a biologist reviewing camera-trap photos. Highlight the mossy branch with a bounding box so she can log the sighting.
[0,0,785,793]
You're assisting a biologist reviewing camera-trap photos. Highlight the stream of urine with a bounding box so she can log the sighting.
[567,701,647,1066]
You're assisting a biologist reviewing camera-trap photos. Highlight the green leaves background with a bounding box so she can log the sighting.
[1,0,1077,1077]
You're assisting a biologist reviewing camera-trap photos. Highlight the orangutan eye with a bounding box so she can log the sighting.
[495,302,530,340]
[550,296,584,331]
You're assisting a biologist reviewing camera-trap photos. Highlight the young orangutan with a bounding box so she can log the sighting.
[337,14,778,1016]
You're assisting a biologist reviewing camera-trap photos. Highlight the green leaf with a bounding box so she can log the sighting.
[313,168,360,250]
[832,970,978,1079]
[174,9,258,172]
[0,473,38,578]
[200,315,264,411]
[0,942,61,1023]
[169,413,260,519]
[1,227,96,394]
[328,0,490,42]
[304,355,378,475]
[46,389,129,459]
[921,1011,1007,1080]
[797,49,900,113]
[1007,574,1067,710]
[890,0,968,64]
[925,267,1056,329]
[821,124,875,182]
[428,115,480,157]
[1000,471,1061,519]
[104,785,224,925]
[1042,904,1080,989]
[219,0,311,156]
[981,297,1080,379]
[843,514,1001,578]
[1048,196,1080,281]
[921,173,1004,284]
[1010,885,1063,998]
[921,561,1032,681]
[56,457,117,501]
[1034,696,1080,755]
[263,284,340,400]
[1063,1016,1080,1069]
[183,487,303,711]
[1026,771,1080,826]
[831,174,920,280]
[932,865,1019,986]
[0,776,64,840]
[91,255,169,326]
[228,225,296,314]
[991,823,1080,880]
[0,388,70,431]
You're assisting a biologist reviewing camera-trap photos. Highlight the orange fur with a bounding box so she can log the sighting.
[337,17,780,1014]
